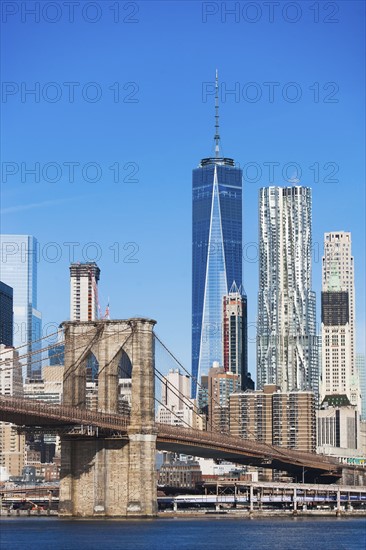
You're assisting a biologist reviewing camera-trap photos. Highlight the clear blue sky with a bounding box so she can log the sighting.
[1,1,365,376]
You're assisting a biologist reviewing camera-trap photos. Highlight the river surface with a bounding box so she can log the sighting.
[0,517,364,549]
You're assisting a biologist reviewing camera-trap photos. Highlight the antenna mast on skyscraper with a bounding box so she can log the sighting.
[214,69,220,158]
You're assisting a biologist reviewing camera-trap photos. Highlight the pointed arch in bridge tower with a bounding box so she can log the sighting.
[85,352,99,410]
[59,318,157,518]
[118,350,132,378]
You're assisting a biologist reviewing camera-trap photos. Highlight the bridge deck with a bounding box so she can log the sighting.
[156,424,342,474]
[0,395,343,476]
[0,395,129,432]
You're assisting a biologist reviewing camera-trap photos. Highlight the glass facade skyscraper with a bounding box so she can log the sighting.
[192,72,244,398]
[192,157,243,396]
[0,281,13,347]
[48,344,65,366]
[0,235,42,378]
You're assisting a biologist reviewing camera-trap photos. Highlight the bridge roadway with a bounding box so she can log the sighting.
[0,395,343,478]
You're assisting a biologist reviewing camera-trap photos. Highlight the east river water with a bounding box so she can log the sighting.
[0,517,364,549]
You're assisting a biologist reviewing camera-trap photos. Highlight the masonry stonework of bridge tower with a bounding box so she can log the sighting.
[59,318,157,517]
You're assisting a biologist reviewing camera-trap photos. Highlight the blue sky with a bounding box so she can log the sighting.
[1,0,365,375]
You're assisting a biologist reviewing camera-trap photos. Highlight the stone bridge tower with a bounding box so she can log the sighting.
[59,318,157,517]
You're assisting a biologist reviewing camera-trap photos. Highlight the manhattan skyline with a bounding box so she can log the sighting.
[1,1,365,379]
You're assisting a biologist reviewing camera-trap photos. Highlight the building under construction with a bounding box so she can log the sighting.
[69,262,100,322]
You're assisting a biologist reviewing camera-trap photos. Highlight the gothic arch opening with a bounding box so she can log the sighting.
[85,352,99,411]
[117,350,132,417]
[118,350,132,379]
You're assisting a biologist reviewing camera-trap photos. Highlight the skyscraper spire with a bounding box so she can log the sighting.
[214,69,220,158]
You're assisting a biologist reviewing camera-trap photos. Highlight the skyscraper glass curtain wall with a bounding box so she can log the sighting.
[192,160,243,396]
[0,235,42,377]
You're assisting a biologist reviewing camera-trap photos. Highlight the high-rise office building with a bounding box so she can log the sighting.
[0,345,25,480]
[0,345,23,397]
[48,344,65,366]
[320,291,352,401]
[23,365,64,405]
[256,187,318,394]
[160,369,191,411]
[317,405,360,455]
[356,353,366,421]
[208,363,240,433]
[222,282,253,390]
[156,369,202,429]
[317,232,361,458]
[321,232,360,408]
[0,235,42,378]
[197,375,209,419]
[192,73,243,396]
[0,281,13,346]
[70,262,100,321]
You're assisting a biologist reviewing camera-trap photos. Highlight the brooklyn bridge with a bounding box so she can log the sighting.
[0,318,362,517]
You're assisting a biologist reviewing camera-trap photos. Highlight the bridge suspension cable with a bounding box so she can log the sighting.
[0,325,133,380]
[0,326,332,469]
[153,369,198,432]
[153,333,307,465]
[154,360,198,414]
[0,328,64,356]
[1,327,304,467]
[0,325,343,475]
[154,395,195,432]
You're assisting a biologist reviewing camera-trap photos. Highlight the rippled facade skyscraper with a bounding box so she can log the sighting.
[256,186,318,395]
[191,73,243,397]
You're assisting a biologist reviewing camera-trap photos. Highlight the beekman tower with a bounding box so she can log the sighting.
[192,72,245,397]
[256,187,318,395]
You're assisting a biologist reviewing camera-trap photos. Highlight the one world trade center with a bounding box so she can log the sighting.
[192,72,243,397]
